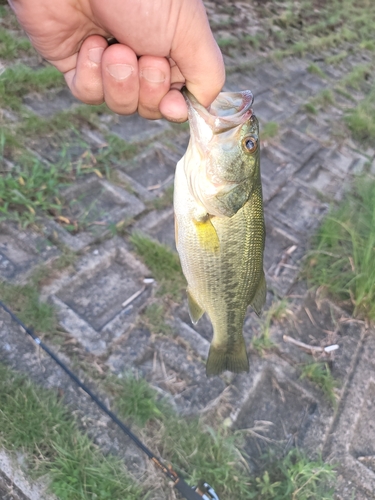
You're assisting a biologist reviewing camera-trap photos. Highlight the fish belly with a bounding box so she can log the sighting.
[174,158,266,375]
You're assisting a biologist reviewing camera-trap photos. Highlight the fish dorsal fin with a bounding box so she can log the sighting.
[250,271,267,317]
[193,217,220,253]
[187,289,204,324]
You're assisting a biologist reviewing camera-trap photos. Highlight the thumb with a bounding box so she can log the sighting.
[171,0,225,108]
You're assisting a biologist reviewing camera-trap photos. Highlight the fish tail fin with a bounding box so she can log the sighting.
[206,338,249,377]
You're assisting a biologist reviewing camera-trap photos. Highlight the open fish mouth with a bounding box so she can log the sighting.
[182,88,254,135]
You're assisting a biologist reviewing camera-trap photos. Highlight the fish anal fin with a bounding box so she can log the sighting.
[206,338,249,377]
[193,217,220,253]
[187,289,204,325]
[250,271,267,317]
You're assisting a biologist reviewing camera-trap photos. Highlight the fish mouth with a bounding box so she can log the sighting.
[182,88,254,135]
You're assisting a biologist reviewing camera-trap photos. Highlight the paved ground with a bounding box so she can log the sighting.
[1,1,375,499]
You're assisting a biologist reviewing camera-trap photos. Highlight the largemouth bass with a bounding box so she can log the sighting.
[174,89,266,376]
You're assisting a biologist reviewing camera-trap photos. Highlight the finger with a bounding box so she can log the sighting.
[159,88,187,122]
[158,59,187,121]
[101,43,139,114]
[63,35,107,105]
[172,0,225,107]
[138,55,171,120]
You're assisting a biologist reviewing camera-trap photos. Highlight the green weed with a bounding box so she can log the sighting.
[107,373,164,426]
[342,64,372,90]
[96,134,138,168]
[0,364,142,499]
[300,362,337,405]
[0,27,33,59]
[252,449,335,500]
[304,102,318,115]
[217,37,238,51]
[254,0,375,59]
[261,121,279,140]
[305,176,375,320]
[130,232,185,299]
[360,40,375,51]
[0,64,64,110]
[142,302,172,336]
[0,280,57,333]
[345,85,375,144]
[325,51,348,65]
[307,63,326,79]
[0,132,111,225]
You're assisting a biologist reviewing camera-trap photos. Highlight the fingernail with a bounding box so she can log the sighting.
[88,47,104,64]
[141,67,165,83]
[107,64,133,80]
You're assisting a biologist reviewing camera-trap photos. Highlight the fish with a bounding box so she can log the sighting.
[174,88,266,376]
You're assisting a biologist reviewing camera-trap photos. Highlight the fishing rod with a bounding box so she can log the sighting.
[0,299,219,500]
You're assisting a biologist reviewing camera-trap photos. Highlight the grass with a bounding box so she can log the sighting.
[307,63,326,79]
[304,89,335,116]
[110,373,335,499]
[300,362,337,405]
[0,363,142,499]
[0,130,123,226]
[250,0,375,61]
[95,134,138,168]
[252,449,335,500]
[261,121,279,140]
[130,232,186,299]
[0,64,64,110]
[341,63,372,90]
[0,280,57,334]
[312,89,336,108]
[0,27,33,59]
[142,302,173,336]
[345,85,375,144]
[305,176,375,320]
[0,362,335,500]
[325,51,348,65]
[107,372,164,426]
[305,102,318,115]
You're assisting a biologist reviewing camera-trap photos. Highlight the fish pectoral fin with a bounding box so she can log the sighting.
[206,338,249,377]
[250,270,267,317]
[187,289,205,325]
[193,216,220,253]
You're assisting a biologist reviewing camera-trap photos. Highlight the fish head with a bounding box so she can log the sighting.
[183,89,260,218]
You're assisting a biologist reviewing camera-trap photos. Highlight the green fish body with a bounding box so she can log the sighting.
[174,90,266,376]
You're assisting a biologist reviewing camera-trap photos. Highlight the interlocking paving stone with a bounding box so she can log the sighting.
[0,451,56,500]
[134,207,176,249]
[324,328,375,498]
[119,144,178,194]
[43,238,151,354]
[43,176,145,251]
[23,88,79,117]
[0,223,59,282]
[106,113,170,142]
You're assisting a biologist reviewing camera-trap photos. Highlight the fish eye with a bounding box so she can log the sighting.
[242,136,258,154]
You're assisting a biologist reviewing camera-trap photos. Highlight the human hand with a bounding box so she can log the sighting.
[8,0,225,121]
